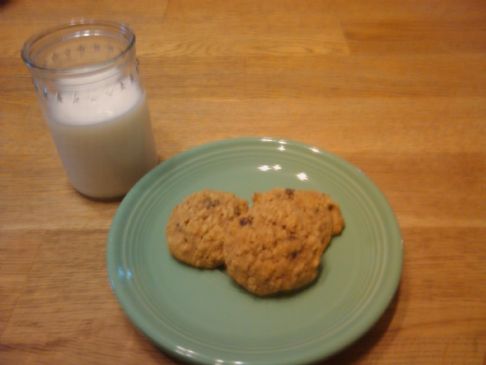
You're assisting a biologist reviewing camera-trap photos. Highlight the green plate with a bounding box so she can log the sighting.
[107,137,402,365]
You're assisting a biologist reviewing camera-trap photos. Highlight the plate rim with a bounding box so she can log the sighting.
[107,136,403,364]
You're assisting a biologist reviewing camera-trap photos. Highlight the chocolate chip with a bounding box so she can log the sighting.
[285,188,295,198]
[203,198,220,209]
[239,216,253,226]
[290,251,299,259]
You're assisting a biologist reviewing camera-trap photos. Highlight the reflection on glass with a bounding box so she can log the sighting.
[278,145,286,151]
[296,172,309,181]
[277,139,287,145]
[260,137,274,142]
[310,147,320,153]
[273,164,282,171]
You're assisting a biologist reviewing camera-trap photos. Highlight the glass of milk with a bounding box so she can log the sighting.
[21,19,158,199]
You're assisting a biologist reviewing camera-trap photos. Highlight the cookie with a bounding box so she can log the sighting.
[166,190,248,269]
[224,199,329,296]
[224,188,345,296]
[253,188,345,246]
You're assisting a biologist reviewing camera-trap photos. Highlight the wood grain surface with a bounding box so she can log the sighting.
[1,0,485,364]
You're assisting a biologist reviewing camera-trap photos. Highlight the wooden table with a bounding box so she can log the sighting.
[1,1,485,364]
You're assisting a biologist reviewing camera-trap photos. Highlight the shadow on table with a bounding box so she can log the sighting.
[0,0,11,9]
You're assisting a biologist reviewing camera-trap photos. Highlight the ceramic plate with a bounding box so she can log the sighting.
[107,137,402,365]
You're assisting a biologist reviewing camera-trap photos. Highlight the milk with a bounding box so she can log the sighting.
[44,76,158,198]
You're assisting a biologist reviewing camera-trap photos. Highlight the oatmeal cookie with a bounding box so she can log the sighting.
[224,199,328,296]
[253,188,345,246]
[166,190,248,268]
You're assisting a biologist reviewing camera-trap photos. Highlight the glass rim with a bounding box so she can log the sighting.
[21,19,136,76]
